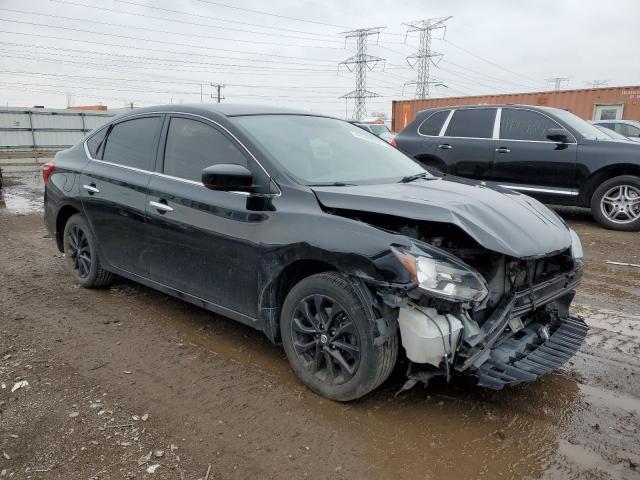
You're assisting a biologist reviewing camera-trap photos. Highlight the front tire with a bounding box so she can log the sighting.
[591,175,640,231]
[63,214,113,288]
[280,272,397,401]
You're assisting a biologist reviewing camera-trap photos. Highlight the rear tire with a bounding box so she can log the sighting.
[591,175,640,231]
[63,214,113,288]
[280,272,397,401]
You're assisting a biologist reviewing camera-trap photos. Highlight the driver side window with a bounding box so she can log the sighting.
[163,117,247,182]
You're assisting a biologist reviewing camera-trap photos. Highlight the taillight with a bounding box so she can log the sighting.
[390,137,398,148]
[42,161,55,185]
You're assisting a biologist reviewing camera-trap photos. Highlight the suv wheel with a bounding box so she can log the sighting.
[591,176,640,231]
[280,272,397,401]
[63,214,113,288]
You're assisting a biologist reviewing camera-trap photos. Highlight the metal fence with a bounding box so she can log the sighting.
[0,107,117,151]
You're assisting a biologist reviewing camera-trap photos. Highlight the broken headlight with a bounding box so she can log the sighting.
[392,247,489,303]
[570,229,584,267]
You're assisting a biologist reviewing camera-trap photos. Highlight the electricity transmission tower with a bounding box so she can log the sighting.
[585,79,610,88]
[338,27,385,121]
[546,77,570,91]
[402,16,451,99]
[211,83,225,103]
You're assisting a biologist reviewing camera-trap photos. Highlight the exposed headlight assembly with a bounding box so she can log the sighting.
[391,247,489,304]
[569,229,584,267]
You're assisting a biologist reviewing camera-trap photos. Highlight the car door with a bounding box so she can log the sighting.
[144,114,271,318]
[80,115,163,277]
[397,109,450,169]
[436,108,497,180]
[492,108,577,189]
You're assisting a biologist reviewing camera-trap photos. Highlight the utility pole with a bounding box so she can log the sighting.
[338,27,385,121]
[211,83,225,103]
[402,16,451,99]
[585,79,610,88]
[200,84,203,103]
[546,77,570,91]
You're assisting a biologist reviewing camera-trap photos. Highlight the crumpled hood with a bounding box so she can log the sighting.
[312,176,571,259]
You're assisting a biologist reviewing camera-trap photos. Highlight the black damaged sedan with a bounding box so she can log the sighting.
[44,105,587,401]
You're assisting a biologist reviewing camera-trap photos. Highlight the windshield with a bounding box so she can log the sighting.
[594,125,628,140]
[548,108,612,140]
[233,115,425,185]
[369,124,390,135]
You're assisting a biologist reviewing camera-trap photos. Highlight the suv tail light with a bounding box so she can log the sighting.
[42,161,55,185]
[390,137,398,148]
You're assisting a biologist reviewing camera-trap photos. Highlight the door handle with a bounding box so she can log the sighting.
[438,144,452,150]
[82,184,100,194]
[495,147,511,153]
[149,200,174,213]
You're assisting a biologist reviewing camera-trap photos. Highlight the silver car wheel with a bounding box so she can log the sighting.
[600,184,640,224]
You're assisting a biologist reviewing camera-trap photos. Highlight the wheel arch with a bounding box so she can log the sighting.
[259,258,337,343]
[580,164,640,205]
[55,204,81,252]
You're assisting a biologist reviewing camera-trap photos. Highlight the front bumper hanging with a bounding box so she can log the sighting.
[474,316,588,390]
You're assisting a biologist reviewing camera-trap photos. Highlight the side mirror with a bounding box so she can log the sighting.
[546,128,571,143]
[202,164,253,192]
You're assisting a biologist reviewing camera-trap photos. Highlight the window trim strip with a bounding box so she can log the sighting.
[83,110,281,197]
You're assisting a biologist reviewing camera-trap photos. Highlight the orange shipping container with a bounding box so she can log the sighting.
[391,86,640,132]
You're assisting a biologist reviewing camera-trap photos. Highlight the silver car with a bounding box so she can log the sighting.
[353,122,396,143]
[593,119,640,141]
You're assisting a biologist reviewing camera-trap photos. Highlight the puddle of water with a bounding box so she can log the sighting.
[0,172,44,215]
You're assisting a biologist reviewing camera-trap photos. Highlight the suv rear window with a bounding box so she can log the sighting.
[102,116,162,171]
[418,110,449,136]
[445,108,495,139]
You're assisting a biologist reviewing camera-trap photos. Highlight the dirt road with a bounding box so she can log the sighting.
[1,169,639,479]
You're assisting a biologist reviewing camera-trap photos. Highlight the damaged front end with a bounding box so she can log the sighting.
[387,225,587,390]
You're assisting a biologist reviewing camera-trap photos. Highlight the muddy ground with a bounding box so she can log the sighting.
[1,168,639,480]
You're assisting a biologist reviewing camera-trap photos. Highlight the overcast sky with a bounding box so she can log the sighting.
[0,0,638,119]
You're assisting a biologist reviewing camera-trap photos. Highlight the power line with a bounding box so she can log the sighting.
[585,79,610,88]
[0,7,346,50]
[441,38,544,85]
[339,27,386,120]
[108,0,341,38]
[0,19,342,64]
[0,69,401,91]
[0,41,340,70]
[189,0,352,29]
[402,16,451,99]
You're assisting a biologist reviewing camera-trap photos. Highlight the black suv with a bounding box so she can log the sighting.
[44,104,587,400]
[394,105,640,231]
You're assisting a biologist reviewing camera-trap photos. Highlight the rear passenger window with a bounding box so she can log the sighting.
[500,109,559,141]
[86,126,108,159]
[445,108,496,139]
[418,110,450,136]
[163,117,247,182]
[102,117,162,170]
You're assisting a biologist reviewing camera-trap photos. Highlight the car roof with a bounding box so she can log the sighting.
[417,104,564,115]
[117,103,332,119]
[593,119,640,125]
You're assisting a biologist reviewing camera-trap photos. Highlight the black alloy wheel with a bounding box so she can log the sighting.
[63,213,113,288]
[291,294,361,385]
[67,224,91,278]
[281,272,398,401]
